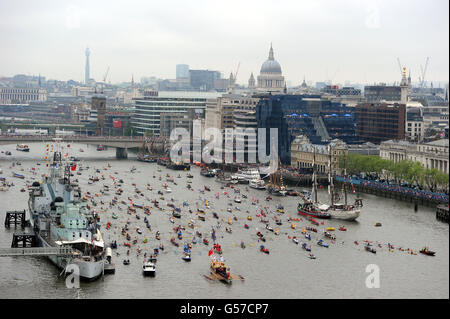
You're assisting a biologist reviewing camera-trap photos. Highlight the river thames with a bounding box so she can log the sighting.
[0,142,448,299]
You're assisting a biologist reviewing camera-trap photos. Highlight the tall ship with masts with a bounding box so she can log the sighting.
[318,146,362,221]
[297,147,331,219]
[297,144,362,220]
[266,159,287,196]
[28,138,106,280]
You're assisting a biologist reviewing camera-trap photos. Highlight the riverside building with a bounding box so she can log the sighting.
[291,135,348,174]
[132,91,221,136]
[0,87,47,104]
[380,139,449,174]
[355,102,406,144]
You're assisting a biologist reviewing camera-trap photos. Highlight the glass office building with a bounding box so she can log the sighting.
[256,94,359,165]
[132,91,221,136]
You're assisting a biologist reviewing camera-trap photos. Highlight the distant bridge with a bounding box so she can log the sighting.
[0,135,145,159]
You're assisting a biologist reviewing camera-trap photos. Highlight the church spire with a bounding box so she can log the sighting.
[268,43,274,60]
[248,72,255,89]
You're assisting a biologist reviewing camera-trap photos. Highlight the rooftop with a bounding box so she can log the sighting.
[426,139,449,147]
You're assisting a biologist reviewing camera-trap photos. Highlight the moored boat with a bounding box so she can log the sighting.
[16,144,30,152]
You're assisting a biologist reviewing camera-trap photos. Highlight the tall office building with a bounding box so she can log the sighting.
[176,64,190,79]
[85,47,90,85]
[355,102,406,144]
[189,70,221,91]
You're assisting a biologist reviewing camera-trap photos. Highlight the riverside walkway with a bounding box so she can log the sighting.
[335,176,449,206]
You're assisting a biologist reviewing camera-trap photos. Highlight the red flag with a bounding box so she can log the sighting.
[113,120,122,128]
[71,164,77,171]
[208,249,213,256]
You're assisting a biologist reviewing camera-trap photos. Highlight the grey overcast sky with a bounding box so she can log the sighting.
[0,0,448,86]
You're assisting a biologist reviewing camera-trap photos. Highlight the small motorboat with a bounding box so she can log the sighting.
[365,244,376,254]
[142,258,156,276]
[308,254,316,259]
[374,222,382,227]
[292,237,299,245]
[182,253,191,262]
[170,237,179,247]
[301,242,311,251]
[123,259,130,265]
[419,247,435,256]
[173,211,181,218]
[317,240,329,248]
[260,245,270,254]
[324,231,336,240]
[339,226,347,231]
[12,172,25,179]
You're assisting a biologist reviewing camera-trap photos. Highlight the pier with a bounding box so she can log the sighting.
[11,232,37,248]
[4,210,27,228]
[436,205,449,223]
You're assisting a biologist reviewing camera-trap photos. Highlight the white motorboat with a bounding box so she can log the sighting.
[249,179,265,190]
[142,259,156,276]
[233,168,260,184]
[16,144,30,152]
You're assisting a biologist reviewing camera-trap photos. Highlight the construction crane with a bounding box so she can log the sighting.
[234,62,240,82]
[103,66,110,83]
[230,62,240,87]
[419,57,430,88]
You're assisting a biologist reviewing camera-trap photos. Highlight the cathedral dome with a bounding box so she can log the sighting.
[260,44,282,74]
[260,59,282,74]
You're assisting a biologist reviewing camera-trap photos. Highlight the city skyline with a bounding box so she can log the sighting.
[0,0,448,86]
